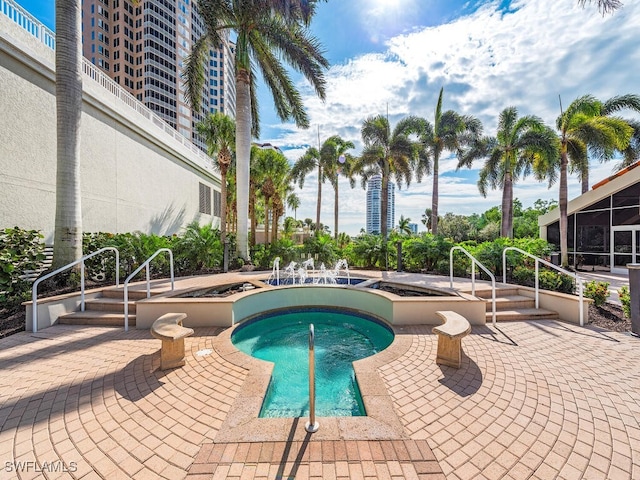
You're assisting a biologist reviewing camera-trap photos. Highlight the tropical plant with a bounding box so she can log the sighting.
[420,208,434,233]
[287,193,301,220]
[619,285,630,318]
[291,145,324,235]
[258,149,291,244]
[174,221,223,271]
[584,280,610,307]
[577,95,640,193]
[321,135,356,239]
[458,107,559,238]
[184,0,328,260]
[53,0,83,269]
[552,95,633,266]
[397,215,413,236]
[196,112,235,243]
[354,115,420,249]
[0,228,45,306]
[414,87,482,235]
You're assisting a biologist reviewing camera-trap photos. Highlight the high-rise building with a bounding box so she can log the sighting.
[366,175,395,234]
[81,0,235,151]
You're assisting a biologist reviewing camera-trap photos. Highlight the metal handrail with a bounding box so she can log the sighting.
[123,248,174,331]
[305,323,319,433]
[450,246,496,325]
[503,247,584,326]
[31,247,120,333]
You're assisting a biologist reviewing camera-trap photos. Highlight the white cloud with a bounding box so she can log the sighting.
[264,0,640,235]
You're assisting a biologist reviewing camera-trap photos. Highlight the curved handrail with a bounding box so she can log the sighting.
[31,247,120,333]
[503,247,584,326]
[450,246,496,325]
[123,248,174,331]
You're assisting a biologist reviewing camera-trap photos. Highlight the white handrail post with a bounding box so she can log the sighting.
[471,262,476,296]
[578,277,584,327]
[449,248,454,289]
[502,251,507,284]
[534,260,539,309]
[115,250,120,287]
[81,260,86,312]
[32,284,38,333]
[124,284,129,332]
[305,323,319,433]
[169,250,175,291]
[146,264,151,298]
[491,277,496,326]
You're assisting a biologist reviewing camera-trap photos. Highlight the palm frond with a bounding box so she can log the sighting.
[182,34,211,111]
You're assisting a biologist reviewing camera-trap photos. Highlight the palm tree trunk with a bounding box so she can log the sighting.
[249,189,256,248]
[265,199,270,246]
[502,171,513,238]
[53,0,83,269]
[431,155,439,236]
[220,169,228,244]
[334,178,339,240]
[235,69,251,260]
[559,149,569,267]
[315,164,322,235]
[581,171,589,194]
[272,205,279,241]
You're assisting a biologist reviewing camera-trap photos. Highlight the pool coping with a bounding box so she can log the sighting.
[212,322,414,443]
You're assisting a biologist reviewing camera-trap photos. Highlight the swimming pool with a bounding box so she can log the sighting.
[231,308,394,418]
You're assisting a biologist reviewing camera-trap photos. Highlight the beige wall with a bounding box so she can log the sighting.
[0,14,221,243]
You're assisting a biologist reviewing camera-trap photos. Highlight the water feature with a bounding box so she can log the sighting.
[232,308,394,418]
[267,258,351,286]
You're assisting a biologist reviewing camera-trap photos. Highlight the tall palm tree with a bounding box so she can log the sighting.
[421,208,432,232]
[354,115,419,244]
[458,107,558,238]
[415,87,482,236]
[287,192,301,220]
[196,112,235,243]
[53,0,83,268]
[291,146,324,235]
[320,135,355,239]
[184,0,328,261]
[553,95,633,266]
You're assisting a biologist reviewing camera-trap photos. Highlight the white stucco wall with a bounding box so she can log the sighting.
[0,13,221,243]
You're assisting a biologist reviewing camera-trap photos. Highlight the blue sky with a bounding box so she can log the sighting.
[18,0,640,235]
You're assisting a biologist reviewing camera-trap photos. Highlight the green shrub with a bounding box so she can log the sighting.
[584,281,610,307]
[619,285,630,319]
[0,227,45,307]
[511,265,574,294]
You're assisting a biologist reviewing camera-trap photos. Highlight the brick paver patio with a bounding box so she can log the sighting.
[1,301,639,479]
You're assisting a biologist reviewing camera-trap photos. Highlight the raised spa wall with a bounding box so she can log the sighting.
[134,284,487,329]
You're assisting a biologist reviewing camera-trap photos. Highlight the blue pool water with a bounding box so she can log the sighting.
[231,308,394,418]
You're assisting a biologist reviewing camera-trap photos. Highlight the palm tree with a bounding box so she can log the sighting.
[458,107,558,238]
[320,135,355,239]
[184,0,328,260]
[553,95,633,266]
[196,112,235,243]
[421,208,432,232]
[291,146,324,235]
[354,115,419,245]
[287,193,301,220]
[578,0,623,14]
[398,215,412,236]
[415,87,482,236]
[53,0,83,268]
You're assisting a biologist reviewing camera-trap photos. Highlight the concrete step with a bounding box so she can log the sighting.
[473,287,521,298]
[486,295,535,311]
[84,297,137,313]
[101,288,157,300]
[485,308,560,322]
[57,311,136,327]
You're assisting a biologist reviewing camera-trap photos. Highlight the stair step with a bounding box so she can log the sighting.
[474,287,520,298]
[487,295,535,311]
[101,288,158,300]
[84,298,137,313]
[57,311,136,327]
[485,308,560,322]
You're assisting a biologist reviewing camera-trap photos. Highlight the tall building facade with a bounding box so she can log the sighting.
[366,175,395,234]
[81,0,235,150]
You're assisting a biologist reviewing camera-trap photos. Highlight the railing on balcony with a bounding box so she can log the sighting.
[1,0,215,174]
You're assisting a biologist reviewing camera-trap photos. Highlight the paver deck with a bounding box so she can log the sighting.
[1,273,639,479]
